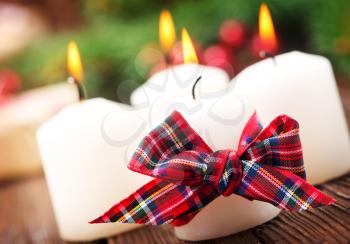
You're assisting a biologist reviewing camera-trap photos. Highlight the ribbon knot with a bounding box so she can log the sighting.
[203,150,242,196]
[91,111,335,226]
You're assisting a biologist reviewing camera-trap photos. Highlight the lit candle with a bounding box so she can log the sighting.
[252,3,278,57]
[66,41,86,100]
[36,42,150,241]
[231,4,350,184]
[120,31,281,241]
[130,10,229,106]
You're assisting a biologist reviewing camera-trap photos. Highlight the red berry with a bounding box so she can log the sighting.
[219,20,245,48]
[0,69,21,96]
[203,45,235,77]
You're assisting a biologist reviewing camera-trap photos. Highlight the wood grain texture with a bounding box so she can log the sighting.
[0,177,63,244]
[2,174,349,244]
[0,84,350,243]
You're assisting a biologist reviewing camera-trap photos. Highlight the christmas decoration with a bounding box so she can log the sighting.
[0,69,21,106]
[219,20,245,48]
[203,44,235,77]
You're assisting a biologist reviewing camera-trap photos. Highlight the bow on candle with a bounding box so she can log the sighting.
[91,111,335,226]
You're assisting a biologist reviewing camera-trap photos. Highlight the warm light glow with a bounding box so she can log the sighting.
[259,3,277,52]
[67,41,84,82]
[159,10,176,54]
[181,28,198,64]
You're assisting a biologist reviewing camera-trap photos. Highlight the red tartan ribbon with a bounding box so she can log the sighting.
[90,111,335,226]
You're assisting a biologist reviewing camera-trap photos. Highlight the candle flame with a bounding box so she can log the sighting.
[159,10,176,54]
[182,28,198,64]
[67,41,84,82]
[259,3,277,52]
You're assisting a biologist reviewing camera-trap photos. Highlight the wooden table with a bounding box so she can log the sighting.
[1,84,350,243]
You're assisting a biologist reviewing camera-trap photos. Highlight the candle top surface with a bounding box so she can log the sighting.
[244,51,330,72]
[150,63,229,81]
[131,63,230,106]
[231,51,333,89]
[37,98,120,128]
[0,83,76,130]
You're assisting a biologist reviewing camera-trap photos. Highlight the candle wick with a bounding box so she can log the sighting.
[68,76,87,101]
[192,76,202,101]
[164,53,171,66]
[259,51,277,66]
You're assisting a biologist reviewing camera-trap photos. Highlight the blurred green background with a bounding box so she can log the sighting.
[1,0,350,101]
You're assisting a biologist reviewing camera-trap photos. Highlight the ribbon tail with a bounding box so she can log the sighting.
[235,161,335,211]
[171,212,199,226]
[170,183,219,226]
[90,179,218,225]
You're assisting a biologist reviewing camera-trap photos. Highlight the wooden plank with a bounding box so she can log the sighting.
[108,174,350,243]
[111,225,259,244]
[0,163,348,244]
[0,177,64,244]
[254,177,350,243]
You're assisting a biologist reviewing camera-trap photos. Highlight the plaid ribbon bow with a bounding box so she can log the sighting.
[91,111,335,226]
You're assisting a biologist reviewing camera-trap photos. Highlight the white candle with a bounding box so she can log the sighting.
[231,51,350,184]
[37,41,152,241]
[129,29,281,241]
[37,98,151,241]
[146,91,281,241]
